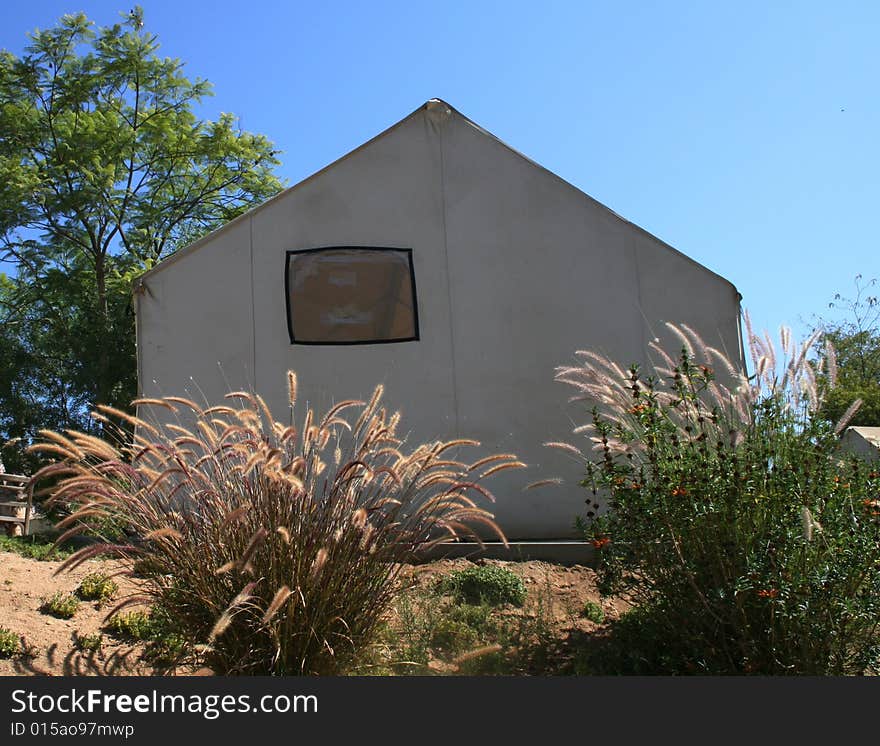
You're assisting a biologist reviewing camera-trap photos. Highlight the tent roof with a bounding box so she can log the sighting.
[139,98,739,297]
[845,426,880,448]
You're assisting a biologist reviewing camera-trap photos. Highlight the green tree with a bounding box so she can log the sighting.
[0,8,284,470]
[816,275,880,427]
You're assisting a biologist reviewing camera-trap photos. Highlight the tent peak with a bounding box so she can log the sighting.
[425,98,453,122]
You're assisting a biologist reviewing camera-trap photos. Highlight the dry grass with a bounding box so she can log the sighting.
[29,373,523,674]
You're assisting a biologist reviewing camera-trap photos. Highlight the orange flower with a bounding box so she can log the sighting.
[591,536,611,550]
[671,486,688,497]
[757,589,779,599]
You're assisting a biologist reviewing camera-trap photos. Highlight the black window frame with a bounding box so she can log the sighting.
[284,246,421,346]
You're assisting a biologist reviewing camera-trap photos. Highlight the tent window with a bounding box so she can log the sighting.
[285,247,419,345]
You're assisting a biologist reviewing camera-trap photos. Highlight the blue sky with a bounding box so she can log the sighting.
[2,1,877,342]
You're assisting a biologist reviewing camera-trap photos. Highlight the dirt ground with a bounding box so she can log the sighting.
[0,551,627,676]
[0,553,157,676]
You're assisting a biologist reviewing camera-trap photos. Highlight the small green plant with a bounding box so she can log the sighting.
[106,611,154,641]
[73,632,103,653]
[0,627,21,658]
[444,602,494,632]
[430,617,479,654]
[41,592,79,619]
[143,632,187,667]
[387,592,433,671]
[105,609,186,667]
[581,600,605,624]
[76,572,117,605]
[437,565,527,607]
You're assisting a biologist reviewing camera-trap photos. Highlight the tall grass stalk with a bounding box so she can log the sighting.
[31,374,520,675]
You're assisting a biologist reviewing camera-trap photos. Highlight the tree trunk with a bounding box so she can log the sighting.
[94,252,110,409]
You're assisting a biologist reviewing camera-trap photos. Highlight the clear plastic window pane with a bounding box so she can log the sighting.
[287,248,418,344]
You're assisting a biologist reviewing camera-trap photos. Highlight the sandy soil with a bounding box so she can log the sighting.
[0,552,626,676]
[0,553,158,676]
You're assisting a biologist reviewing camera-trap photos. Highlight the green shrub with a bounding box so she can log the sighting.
[430,618,479,654]
[581,600,605,624]
[444,602,494,632]
[0,627,20,658]
[73,632,103,653]
[556,320,880,674]
[437,565,527,607]
[38,373,518,675]
[41,592,79,619]
[105,609,186,666]
[573,606,666,674]
[77,572,117,605]
[106,611,154,641]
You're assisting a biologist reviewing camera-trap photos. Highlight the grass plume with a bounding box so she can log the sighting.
[31,373,518,675]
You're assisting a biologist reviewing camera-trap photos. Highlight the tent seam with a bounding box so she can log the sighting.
[250,215,257,390]
[437,112,461,435]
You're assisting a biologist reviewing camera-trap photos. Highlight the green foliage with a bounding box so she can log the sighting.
[105,608,186,666]
[0,8,284,468]
[70,505,132,543]
[385,592,433,670]
[0,627,21,658]
[374,582,558,676]
[575,606,684,675]
[437,565,527,607]
[0,533,75,560]
[106,611,154,641]
[76,572,117,605]
[560,326,880,674]
[443,601,494,631]
[430,617,479,655]
[815,275,880,427]
[73,632,103,653]
[822,381,880,428]
[581,600,605,624]
[41,592,79,619]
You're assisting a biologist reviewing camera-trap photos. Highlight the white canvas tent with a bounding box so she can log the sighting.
[840,426,880,461]
[135,99,743,541]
